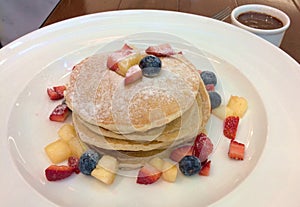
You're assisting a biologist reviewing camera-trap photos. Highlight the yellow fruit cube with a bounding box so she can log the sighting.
[212,105,234,120]
[162,161,178,182]
[91,155,119,185]
[58,124,76,142]
[68,136,88,158]
[149,157,164,171]
[117,53,144,76]
[44,139,72,164]
[227,96,248,118]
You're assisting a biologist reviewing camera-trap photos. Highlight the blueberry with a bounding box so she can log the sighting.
[179,155,201,176]
[209,91,222,109]
[79,149,101,175]
[200,71,217,86]
[139,55,161,77]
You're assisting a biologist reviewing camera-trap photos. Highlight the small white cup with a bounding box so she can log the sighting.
[231,4,290,46]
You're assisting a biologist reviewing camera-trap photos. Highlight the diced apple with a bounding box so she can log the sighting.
[212,105,234,120]
[91,155,119,185]
[124,65,142,85]
[45,139,72,164]
[117,53,144,76]
[161,160,178,182]
[227,95,248,118]
[58,124,76,142]
[68,135,88,158]
[149,157,164,171]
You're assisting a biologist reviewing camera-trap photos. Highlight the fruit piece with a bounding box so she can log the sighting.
[68,156,80,174]
[44,139,72,164]
[228,140,245,160]
[117,53,144,76]
[139,55,162,77]
[136,163,162,185]
[45,165,74,181]
[199,160,211,176]
[107,44,134,70]
[68,135,88,158]
[212,105,234,120]
[161,160,178,182]
[227,95,248,118]
[223,116,240,139]
[79,149,101,175]
[49,103,70,122]
[58,124,76,142]
[91,155,119,185]
[208,91,222,110]
[169,145,193,162]
[124,65,143,85]
[47,85,66,100]
[178,155,201,176]
[149,157,164,171]
[192,133,214,162]
[205,84,215,91]
[145,43,175,57]
[200,71,217,86]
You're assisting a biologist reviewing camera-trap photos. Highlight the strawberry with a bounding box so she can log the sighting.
[228,140,245,160]
[45,165,74,181]
[136,163,162,185]
[169,145,193,162]
[49,103,70,122]
[68,156,80,174]
[192,133,214,162]
[47,85,66,100]
[223,116,239,139]
[199,160,211,176]
[124,65,142,85]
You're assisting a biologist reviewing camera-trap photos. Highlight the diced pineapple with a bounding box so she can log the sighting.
[58,124,76,142]
[117,53,144,76]
[91,155,119,185]
[44,139,72,164]
[68,135,88,158]
[149,157,164,171]
[212,105,234,120]
[161,160,178,182]
[227,96,248,118]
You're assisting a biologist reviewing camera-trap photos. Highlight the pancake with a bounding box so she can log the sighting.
[65,52,201,134]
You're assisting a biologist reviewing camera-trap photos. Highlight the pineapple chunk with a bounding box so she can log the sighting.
[161,160,178,182]
[149,157,164,171]
[117,53,144,76]
[68,135,88,158]
[58,124,76,142]
[44,139,72,164]
[227,96,248,118]
[91,155,119,185]
[212,105,234,120]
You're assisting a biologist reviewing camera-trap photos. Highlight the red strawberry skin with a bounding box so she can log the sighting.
[68,156,80,174]
[47,85,66,100]
[223,116,239,139]
[136,164,162,185]
[45,165,74,181]
[228,140,245,160]
[169,145,193,162]
[192,133,214,162]
[199,160,211,176]
[49,103,70,122]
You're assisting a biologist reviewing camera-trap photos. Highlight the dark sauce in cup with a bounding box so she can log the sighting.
[237,11,283,29]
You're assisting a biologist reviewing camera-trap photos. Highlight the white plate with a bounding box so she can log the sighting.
[0,10,299,207]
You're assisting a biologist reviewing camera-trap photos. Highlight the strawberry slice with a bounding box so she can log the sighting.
[136,163,162,185]
[223,116,239,139]
[47,85,66,100]
[145,43,175,57]
[228,140,245,160]
[169,145,193,162]
[45,165,74,181]
[199,160,211,176]
[124,65,142,85]
[68,156,80,174]
[49,103,70,122]
[192,133,214,162]
[107,44,134,70]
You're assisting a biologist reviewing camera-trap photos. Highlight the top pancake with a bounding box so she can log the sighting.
[65,52,201,134]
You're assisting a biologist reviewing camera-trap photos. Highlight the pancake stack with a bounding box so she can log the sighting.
[65,48,211,169]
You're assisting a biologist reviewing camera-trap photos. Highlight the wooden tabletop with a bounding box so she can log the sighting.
[42,0,300,63]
